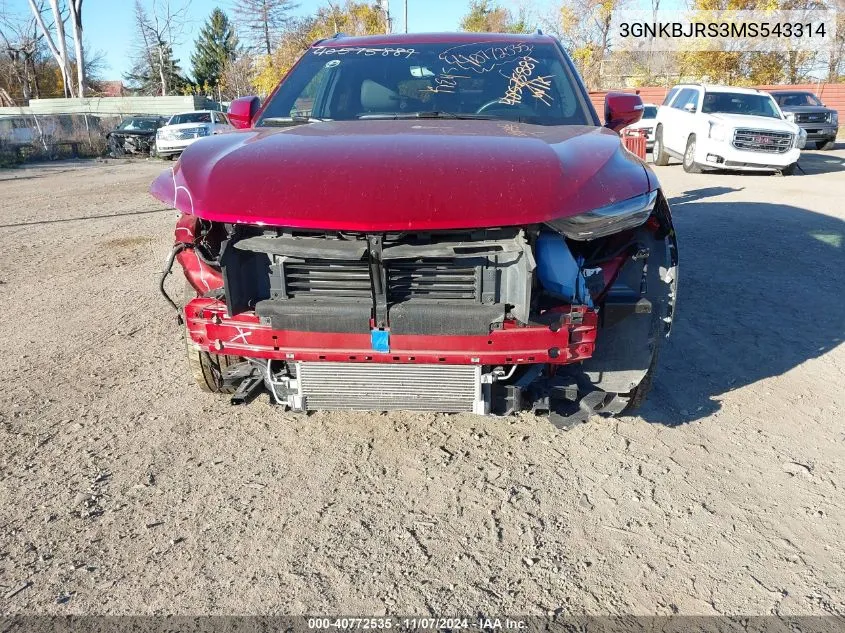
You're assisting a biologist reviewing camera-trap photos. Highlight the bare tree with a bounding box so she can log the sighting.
[233,0,297,56]
[127,0,190,96]
[0,6,44,101]
[67,0,83,97]
[26,0,75,96]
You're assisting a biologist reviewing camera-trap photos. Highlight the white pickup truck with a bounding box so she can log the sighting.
[652,84,806,175]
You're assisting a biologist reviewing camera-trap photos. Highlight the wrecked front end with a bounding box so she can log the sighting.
[159,189,678,429]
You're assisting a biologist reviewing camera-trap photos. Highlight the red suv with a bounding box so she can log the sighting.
[152,33,678,428]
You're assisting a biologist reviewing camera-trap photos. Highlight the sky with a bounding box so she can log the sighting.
[3,0,522,80]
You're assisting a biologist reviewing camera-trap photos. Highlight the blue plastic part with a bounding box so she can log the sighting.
[535,232,593,307]
[371,329,390,353]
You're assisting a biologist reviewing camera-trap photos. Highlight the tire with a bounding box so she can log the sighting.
[652,126,670,166]
[183,281,238,393]
[185,336,239,393]
[107,136,124,159]
[816,140,836,151]
[682,135,702,173]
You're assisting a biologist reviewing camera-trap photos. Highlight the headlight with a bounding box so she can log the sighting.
[708,122,727,141]
[796,127,807,149]
[784,112,795,121]
[546,190,658,241]
[831,111,838,125]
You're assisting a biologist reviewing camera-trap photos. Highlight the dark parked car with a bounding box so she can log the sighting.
[152,33,678,428]
[106,116,165,157]
[771,90,839,150]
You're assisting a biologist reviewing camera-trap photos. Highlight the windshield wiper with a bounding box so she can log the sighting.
[260,115,329,127]
[358,111,500,121]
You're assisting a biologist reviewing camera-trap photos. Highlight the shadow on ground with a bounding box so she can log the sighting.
[636,192,845,425]
[797,150,845,174]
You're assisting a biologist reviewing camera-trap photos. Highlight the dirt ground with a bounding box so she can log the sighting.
[0,150,843,616]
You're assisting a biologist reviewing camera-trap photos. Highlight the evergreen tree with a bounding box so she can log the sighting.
[191,8,239,90]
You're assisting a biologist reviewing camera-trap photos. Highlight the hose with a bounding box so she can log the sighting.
[159,243,188,325]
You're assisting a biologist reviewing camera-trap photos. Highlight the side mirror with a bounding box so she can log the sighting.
[228,96,261,129]
[683,102,697,113]
[604,92,644,132]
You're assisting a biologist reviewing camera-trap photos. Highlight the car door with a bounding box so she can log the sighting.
[666,88,699,153]
[657,88,683,152]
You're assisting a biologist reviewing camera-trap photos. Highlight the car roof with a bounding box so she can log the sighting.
[312,32,554,48]
[170,110,217,116]
[670,84,766,95]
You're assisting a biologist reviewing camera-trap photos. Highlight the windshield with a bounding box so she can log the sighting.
[701,92,780,118]
[257,41,590,126]
[118,118,158,131]
[773,92,822,107]
[642,105,657,119]
[168,112,212,125]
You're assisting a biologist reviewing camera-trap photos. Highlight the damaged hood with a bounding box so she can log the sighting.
[150,120,652,232]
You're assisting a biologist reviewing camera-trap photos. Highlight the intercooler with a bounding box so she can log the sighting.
[294,362,485,413]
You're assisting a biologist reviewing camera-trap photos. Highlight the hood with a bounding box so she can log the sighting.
[625,118,656,130]
[707,112,797,132]
[150,120,652,232]
[777,105,834,114]
[161,121,212,131]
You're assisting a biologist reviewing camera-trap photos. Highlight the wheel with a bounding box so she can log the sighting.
[816,140,835,151]
[107,136,125,159]
[185,336,239,393]
[183,281,238,393]
[652,126,670,166]
[682,135,701,173]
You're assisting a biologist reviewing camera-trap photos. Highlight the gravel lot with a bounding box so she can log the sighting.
[0,149,843,616]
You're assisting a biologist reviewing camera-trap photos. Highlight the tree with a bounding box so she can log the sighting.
[25,0,74,96]
[0,7,44,101]
[191,8,239,89]
[126,40,186,95]
[67,0,83,97]
[220,53,255,98]
[233,0,297,56]
[551,0,625,90]
[126,0,190,96]
[459,0,530,33]
[252,1,387,96]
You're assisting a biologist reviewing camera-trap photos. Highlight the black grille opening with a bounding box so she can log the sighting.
[388,260,479,302]
[283,259,371,298]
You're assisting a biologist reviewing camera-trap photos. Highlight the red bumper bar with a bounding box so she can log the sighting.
[184,298,598,365]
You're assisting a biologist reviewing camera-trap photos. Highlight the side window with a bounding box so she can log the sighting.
[672,88,699,111]
[663,87,679,106]
[670,89,692,110]
[687,90,701,111]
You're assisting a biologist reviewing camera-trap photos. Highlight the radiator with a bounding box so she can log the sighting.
[295,362,484,413]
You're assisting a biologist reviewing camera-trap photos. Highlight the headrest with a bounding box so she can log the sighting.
[361,79,398,111]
